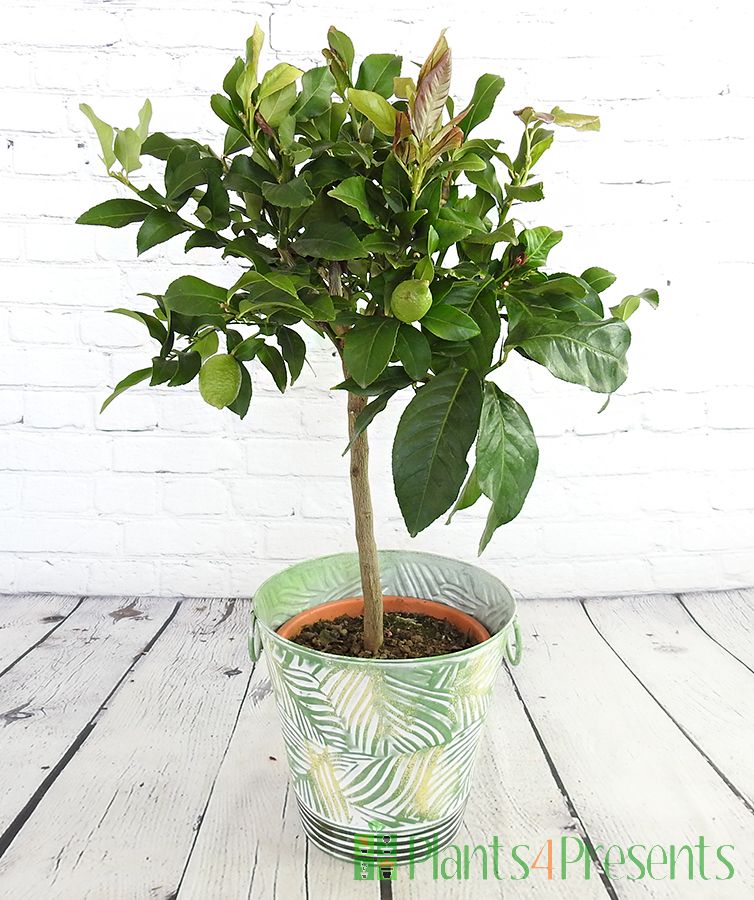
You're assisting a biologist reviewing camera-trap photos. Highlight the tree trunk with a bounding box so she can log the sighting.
[345,389,384,652]
[328,261,383,653]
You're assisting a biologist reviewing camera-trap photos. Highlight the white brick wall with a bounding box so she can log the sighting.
[1,0,753,599]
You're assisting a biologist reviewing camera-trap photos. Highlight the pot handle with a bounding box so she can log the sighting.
[504,616,523,666]
[248,608,263,662]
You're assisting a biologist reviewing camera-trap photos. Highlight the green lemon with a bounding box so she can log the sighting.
[390,279,433,323]
[199,354,242,409]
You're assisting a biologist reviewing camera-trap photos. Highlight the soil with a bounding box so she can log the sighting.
[290,611,480,659]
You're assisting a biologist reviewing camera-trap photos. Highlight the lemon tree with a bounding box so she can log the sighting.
[78,26,658,651]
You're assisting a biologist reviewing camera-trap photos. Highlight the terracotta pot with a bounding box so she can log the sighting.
[277,594,491,646]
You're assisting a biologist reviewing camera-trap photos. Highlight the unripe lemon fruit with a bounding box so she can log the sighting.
[199,354,242,409]
[390,279,433,323]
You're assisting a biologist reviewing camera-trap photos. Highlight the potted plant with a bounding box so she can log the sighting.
[77,26,657,863]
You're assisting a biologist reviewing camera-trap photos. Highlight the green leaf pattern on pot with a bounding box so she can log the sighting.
[254,551,515,831]
[264,632,503,828]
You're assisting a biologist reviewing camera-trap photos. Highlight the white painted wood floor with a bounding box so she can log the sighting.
[0,590,752,899]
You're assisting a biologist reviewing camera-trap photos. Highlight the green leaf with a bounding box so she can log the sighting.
[461,74,505,136]
[446,466,482,523]
[164,275,227,316]
[135,99,152,143]
[550,106,600,131]
[109,308,167,343]
[342,391,395,456]
[362,233,396,254]
[77,198,152,228]
[277,327,306,384]
[226,56,246,109]
[168,350,202,387]
[392,368,482,536]
[164,156,222,199]
[328,26,355,75]
[346,88,396,135]
[343,317,400,388]
[80,103,115,170]
[303,291,336,321]
[185,229,226,252]
[258,63,303,100]
[463,221,517,246]
[193,330,219,359]
[261,175,315,208]
[414,257,434,282]
[422,304,481,341]
[195,174,230,230]
[150,356,178,386]
[230,269,300,299]
[256,343,287,392]
[140,132,203,161]
[278,113,296,149]
[458,284,500,373]
[527,129,554,169]
[292,223,367,260]
[259,83,298,128]
[610,288,659,320]
[506,313,631,393]
[467,160,504,206]
[520,226,563,267]
[382,153,410,210]
[228,363,252,418]
[113,127,142,174]
[224,154,269,193]
[395,323,431,381]
[334,367,413,396]
[433,219,473,252]
[211,93,244,131]
[236,24,264,102]
[292,66,336,120]
[581,267,616,293]
[136,209,189,255]
[224,126,249,156]
[236,25,265,112]
[476,384,538,552]
[453,152,487,172]
[355,54,402,97]
[513,275,603,322]
[232,336,265,362]
[236,274,311,318]
[507,182,544,202]
[100,367,151,413]
[327,175,379,226]
[314,101,348,142]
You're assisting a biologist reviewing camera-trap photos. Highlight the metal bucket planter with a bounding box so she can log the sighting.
[249,550,521,863]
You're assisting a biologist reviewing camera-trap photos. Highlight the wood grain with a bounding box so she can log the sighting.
[508,598,754,897]
[0,598,250,899]
[678,589,754,671]
[0,596,176,839]
[177,657,378,900]
[585,594,754,808]
[0,594,81,673]
[392,666,610,898]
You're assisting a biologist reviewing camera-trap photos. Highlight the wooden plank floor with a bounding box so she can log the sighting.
[0,590,752,898]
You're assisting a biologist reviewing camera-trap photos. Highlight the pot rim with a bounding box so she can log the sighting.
[253,549,515,667]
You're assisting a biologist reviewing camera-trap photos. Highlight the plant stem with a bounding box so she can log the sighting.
[328,261,383,653]
[345,387,383,653]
